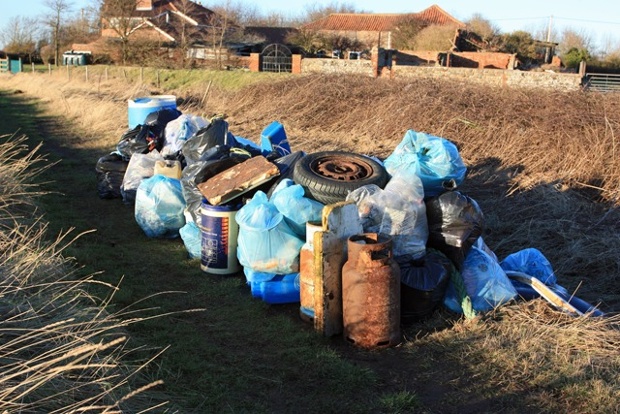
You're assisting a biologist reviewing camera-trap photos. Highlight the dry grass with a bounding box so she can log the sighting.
[0,133,171,412]
[413,303,620,412]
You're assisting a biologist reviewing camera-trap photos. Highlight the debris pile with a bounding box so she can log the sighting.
[96,97,604,349]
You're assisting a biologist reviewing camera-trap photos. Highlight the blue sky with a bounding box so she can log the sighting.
[2,0,620,52]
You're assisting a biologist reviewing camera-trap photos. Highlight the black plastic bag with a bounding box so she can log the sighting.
[425,191,485,270]
[95,152,128,199]
[181,118,236,165]
[398,250,453,323]
[144,107,182,142]
[116,124,160,158]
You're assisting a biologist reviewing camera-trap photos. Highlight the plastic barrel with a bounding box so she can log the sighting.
[127,95,177,129]
[200,201,241,275]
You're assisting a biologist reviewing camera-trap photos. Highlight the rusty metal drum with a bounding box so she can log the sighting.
[342,233,401,349]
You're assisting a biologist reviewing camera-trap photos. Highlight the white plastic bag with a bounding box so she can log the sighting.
[121,150,165,204]
[346,169,428,259]
[162,114,208,157]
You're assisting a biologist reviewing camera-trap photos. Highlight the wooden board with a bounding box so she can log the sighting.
[197,155,279,205]
[313,202,363,337]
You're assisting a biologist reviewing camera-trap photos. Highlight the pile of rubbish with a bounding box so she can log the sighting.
[95,98,603,347]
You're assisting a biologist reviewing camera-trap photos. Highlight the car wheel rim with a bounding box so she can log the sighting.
[310,155,374,181]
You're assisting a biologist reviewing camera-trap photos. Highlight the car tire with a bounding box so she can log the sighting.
[293,151,388,205]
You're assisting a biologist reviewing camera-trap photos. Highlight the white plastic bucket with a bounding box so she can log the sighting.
[200,201,241,275]
[127,95,177,129]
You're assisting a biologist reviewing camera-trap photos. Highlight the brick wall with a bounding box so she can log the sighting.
[292,54,302,74]
[249,53,260,72]
[395,50,516,69]
[450,52,515,69]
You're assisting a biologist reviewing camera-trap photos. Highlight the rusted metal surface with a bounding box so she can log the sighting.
[313,202,363,337]
[197,155,279,205]
[342,233,401,349]
[299,221,323,323]
[310,154,375,181]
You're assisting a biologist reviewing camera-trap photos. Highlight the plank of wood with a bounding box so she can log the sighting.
[197,155,279,205]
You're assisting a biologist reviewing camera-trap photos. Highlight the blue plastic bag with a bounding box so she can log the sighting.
[236,191,304,274]
[135,175,186,238]
[270,179,324,237]
[383,130,467,197]
[179,221,201,259]
[443,246,517,313]
[500,248,556,285]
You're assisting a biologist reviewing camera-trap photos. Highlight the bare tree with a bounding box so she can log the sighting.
[43,0,73,66]
[99,0,140,64]
[302,1,364,24]
[392,16,428,50]
[170,0,207,68]
[465,13,501,43]
[0,16,40,59]
[559,27,595,56]
[413,24,459,52]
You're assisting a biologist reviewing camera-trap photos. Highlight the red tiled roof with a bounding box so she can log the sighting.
[416,4,464,26]
[302,4,464,32]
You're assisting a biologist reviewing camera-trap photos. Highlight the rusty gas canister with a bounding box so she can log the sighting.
[299,221,322,323]
[342,233,401,349]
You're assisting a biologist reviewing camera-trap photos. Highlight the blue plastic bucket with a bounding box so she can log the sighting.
[127,95,177,129]
[200,201,241,275]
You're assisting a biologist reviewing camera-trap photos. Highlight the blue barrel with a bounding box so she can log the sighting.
[200,201,241,275]
[127,95,177,129]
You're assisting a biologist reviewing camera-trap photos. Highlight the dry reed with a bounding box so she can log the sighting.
[0,133,171,412]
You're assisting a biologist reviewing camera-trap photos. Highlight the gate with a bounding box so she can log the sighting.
[583,73,620,92]
[261,44,292,73]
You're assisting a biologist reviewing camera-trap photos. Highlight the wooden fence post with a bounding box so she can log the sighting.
[31,62,35,73]
[48,63,51,76]
[85,66,89,82]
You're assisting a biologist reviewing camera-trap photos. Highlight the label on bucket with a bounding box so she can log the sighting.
[201,215,230,270]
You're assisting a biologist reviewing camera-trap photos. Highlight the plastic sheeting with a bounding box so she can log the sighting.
[162,114,208,158]
[443,245,517,313]
[425,191,485,270]
[235,191,303,274]
[121,150,165,204]
[95,152,128,199]
[383,130,467,197]
[398,250,453,322]
[179,221,201,259]
[346,169,428,260]
[181,118,237,165]
[270,179,324,237]
[135,175,186,238]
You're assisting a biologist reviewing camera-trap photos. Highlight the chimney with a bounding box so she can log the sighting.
[136,0,153,10]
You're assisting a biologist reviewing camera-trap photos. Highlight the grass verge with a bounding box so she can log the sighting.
[1,69,620,413]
